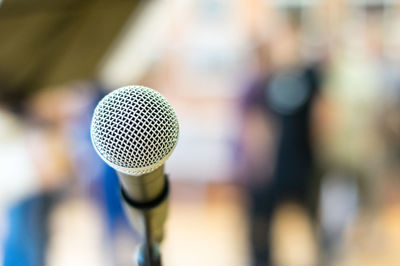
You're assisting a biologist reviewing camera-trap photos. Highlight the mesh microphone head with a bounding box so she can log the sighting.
[90,85,179,176]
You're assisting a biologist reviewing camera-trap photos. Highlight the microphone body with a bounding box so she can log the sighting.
[118,165,168,242]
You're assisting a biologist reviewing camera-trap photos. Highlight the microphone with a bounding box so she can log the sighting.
[90,85,179,246]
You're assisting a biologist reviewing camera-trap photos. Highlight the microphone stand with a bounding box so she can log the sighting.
[118,167,169,266]
[137,214,162,266]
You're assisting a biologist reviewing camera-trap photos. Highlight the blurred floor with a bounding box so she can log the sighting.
[163,183,250,266]
[42,183,251,266]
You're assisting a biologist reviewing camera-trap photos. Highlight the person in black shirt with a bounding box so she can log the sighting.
[238,64,321,266]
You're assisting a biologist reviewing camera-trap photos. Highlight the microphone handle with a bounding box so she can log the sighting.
[118,165,169,243]
[118,165,165,203]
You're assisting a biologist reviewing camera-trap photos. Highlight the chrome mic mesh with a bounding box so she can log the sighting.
[90,85,179,175]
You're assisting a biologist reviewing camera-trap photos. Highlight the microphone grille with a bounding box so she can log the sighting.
[90,85,179,175]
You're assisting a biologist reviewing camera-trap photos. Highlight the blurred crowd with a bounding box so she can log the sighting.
[0,83,136,266]
[1,0,400,266]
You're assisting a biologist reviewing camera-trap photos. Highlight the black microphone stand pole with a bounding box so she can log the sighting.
[137,214,162,266]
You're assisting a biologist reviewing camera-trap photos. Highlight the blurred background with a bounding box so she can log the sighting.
[1,0,400,265]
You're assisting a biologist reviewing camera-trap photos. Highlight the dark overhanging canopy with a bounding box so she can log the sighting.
[0,0,140,103]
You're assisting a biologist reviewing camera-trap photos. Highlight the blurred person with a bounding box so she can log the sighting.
[1,82,136,266]
[311,4,398,260]
[236,56,275,266]
[0,104,39,265]
[237,11,321,266]
[2,110,71,266]
[28,82,138,265]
